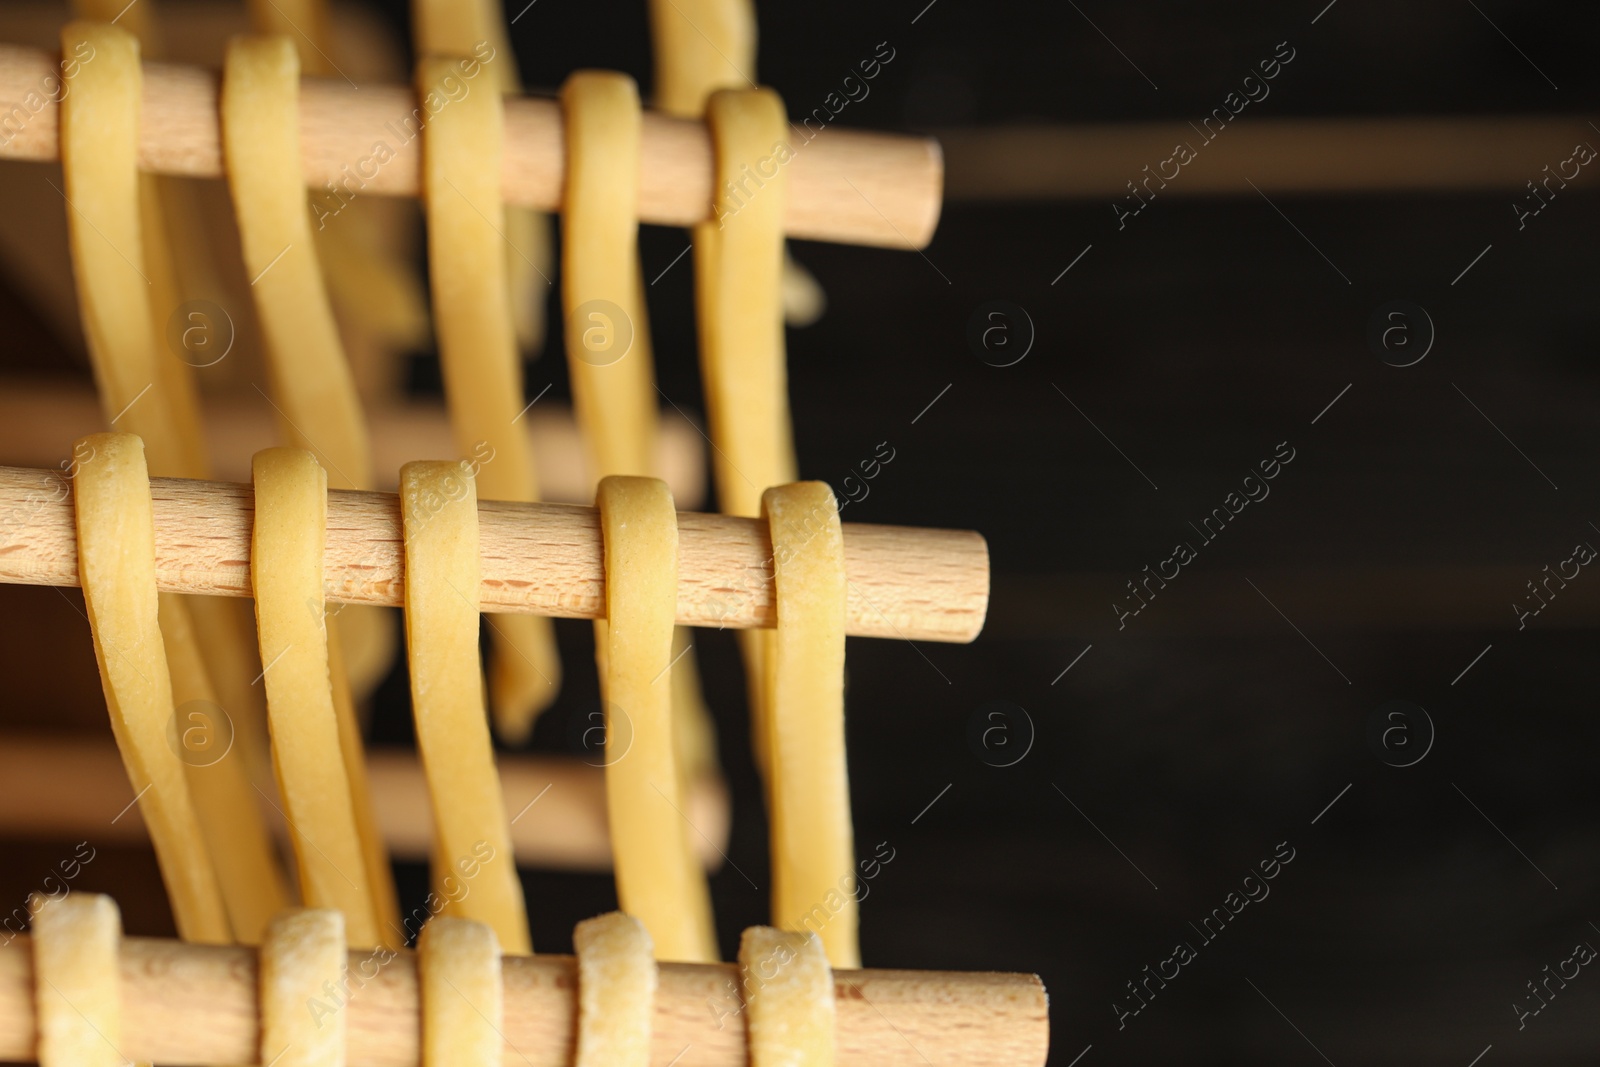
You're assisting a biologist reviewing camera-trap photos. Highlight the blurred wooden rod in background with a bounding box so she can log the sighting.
[940,116,1598,199]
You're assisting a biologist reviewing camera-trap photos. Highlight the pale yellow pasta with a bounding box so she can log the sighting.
[574,912,656,1067]
[401,461,531,953]
[72,432,230,944]
[30,893,123,1067]
[413,0,551,352]
[597,477,717,962]
[763,483,857,968]
[698,88,798,779]
[222,36,372,490]
[649,0,824,326]
[70,0,209,472]
[260,909,345,1067]
[417,55,561,743]
[739,927,836,1067]
[60,19,289,939]
[560,68,720,804]
[418,917,502,1067]
[250,448,389,949]
[560,70,657,481]
[157,592,290,946]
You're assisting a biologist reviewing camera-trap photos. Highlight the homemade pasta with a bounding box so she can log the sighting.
[260,909,346,1067]
[417,55,561,743]
[250,448,391,949]
[60,18,288,941]
[418,917,503,1067]
[400,460,531,953]
[739,927,837,1067]
[597,476,717,962]
[29,893,123,1067]
[574,911,656,1067]
[72,432,231,944]
[763,482,857,968]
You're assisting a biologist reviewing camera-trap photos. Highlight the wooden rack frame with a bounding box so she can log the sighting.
[0,465,990,643]
[0,44,943,250]
[0,934,1049,1067]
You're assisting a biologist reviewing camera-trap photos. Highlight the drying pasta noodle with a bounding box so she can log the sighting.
[222,36,372,491]
[559,71,657,480]
[59,19,289,941]
[763,482,857,968]
[220,37,401,942]
[29,893,123,1067]
[71,0,207,470]
[400,461,531,953]
[227,19,400,708]
[739,927,836,1067]
[71,432,230,944]
[559,69,719,790]
[596,477,717,962]
[249,0,436,386]
[648,0,826,326]
[260,909,345,1067]
[573,912,656,1067]
[414,0,552,354]
[249,448,393,949]
[418,917,502,1067]
[696,88,797,777]
[417,55,561,744]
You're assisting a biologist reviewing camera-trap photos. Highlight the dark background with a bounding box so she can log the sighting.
[6,1,1600,1063]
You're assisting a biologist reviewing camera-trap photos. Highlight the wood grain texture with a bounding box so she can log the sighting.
[0,44,942,249]
[0,466,989,642]
[0,935,1049,1067]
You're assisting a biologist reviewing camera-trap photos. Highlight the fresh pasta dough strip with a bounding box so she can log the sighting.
[574,912,656,1067]
[738,927,836,1067]
[649,0,824,326]
[222,36,372,491]
[72,432,230,944]
[559,70,657,481]
[260,909,345,1067]
[70,0,210,471]
[763,483,857,968]
[560,67,720,808]
[698,88,797,778]
[417,55,561,744]
[414,0,552,354]
[30,893,123,1067]
[157,591,291,946]
[221,30,399,710]
[401,461,531,953]
[596,477,718,962]
[60,19,289,938]
[250,448,388,949]
[222,38,401,941]
[418,917,502,1067]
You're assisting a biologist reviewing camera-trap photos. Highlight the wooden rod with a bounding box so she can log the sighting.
[939,116,1598,199]
[0,934,1049,1067]
[0,380,707,508]
[0,44,943,249]
[0,736,728,872]
[0,466,989,642]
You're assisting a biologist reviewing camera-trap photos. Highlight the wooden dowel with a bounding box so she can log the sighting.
[0,44,942,249]
[0,934,1049,1067]
[939,117,1598,199]
[0,380,707,508]
[0,736,728,871]
[0,466,989,642]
